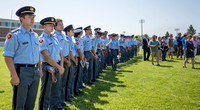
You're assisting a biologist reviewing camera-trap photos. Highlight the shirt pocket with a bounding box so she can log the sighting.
[48,41,54,51]
[34,40,39,52]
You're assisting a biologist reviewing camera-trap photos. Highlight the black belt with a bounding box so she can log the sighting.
[111,49,118,51]
[84,51,91,52]
[15,64,37,68]
[42,61,60,66]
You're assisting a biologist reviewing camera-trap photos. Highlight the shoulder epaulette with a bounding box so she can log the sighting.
[11,28,20,33]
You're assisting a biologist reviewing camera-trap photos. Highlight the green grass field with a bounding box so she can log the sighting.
[0,46,200,110]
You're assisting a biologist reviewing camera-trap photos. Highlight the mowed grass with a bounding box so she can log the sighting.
[0,46,200,110]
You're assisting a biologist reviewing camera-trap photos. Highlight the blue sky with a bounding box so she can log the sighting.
[0,0,199,36]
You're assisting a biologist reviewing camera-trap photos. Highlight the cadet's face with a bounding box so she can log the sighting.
[80,32,83,36]
[86,29,91,35]
[94,31,97,36]
[44,24,54,33]
[55,22,64,32]
[96,34,100,38]
[112,37,115,40]
[21,15,35,26]
[69,30,74,37]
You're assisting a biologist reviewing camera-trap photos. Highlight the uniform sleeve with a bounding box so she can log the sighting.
[76,41,81,49]
[39,37,48,52]
[69,42,73,52]
[92,37,96,47]
[117,41,119,47]
[3,33,18,57]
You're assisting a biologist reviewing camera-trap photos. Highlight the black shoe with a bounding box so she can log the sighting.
[88,82,94,85]
[61,102,71,107]
[75,91,84,96]
[92,80,99,82]
[58,108,64,110]
[67,99,73,103]
[61,102,67,106]
[97,77,102,79]
[80,86,86,89]
[70,96,74,99]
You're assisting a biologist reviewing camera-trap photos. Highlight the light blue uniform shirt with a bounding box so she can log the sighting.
[132,39,135,45]
[134,39,138,45]
[73,37,84,57]
[54,30,69,57]
[97,37,102,50]
[182,37,186,48]
[39,32,61,63]
[109,39,112,48]
[128,39,132,47]
[130,39,133,46]
[173,38,178,45]
[92,36,98,53]
[197,40,200,46]
[104,38,110,49]
[125,40,128,47]
[3,25,39,64]
[101,37,106,50]
[118,39,124,46]
[83,35,93,51]
[109,39,119,49]
[66,35,76,56]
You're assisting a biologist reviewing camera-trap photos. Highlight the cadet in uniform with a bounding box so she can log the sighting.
[101,33,108,69]
[93,28,101,81]
[38,17,64,110]
[118,34,125,62]
[125,36,130,61]
[103,31,110,67]
[107,34,112,66]
[83,26,97,85]
[53,19,71,108]
[73,27,85,96]
[106,34,121,71]
[63,25,77,102]
[96,32,104,75]
[3,6,41,110]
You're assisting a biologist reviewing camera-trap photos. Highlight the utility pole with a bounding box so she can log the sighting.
[139,19,145,37]
[174,28,180,35]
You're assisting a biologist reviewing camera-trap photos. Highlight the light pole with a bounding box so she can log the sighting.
[139,19,145,37]
[174,28,180,35]
[122,31,126,35]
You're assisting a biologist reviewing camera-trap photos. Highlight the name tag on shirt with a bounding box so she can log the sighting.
[23,42,29,45]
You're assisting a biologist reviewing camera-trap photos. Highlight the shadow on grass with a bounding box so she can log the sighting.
[118,56,142,69]
[165,60,178,62]
[0,90,5,93]
[63,55,142,110]
[159,65,173,68]
[194,62,200,65]
[63,65,129,110]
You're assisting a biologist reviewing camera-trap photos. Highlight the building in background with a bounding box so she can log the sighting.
[0,18,43,42]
